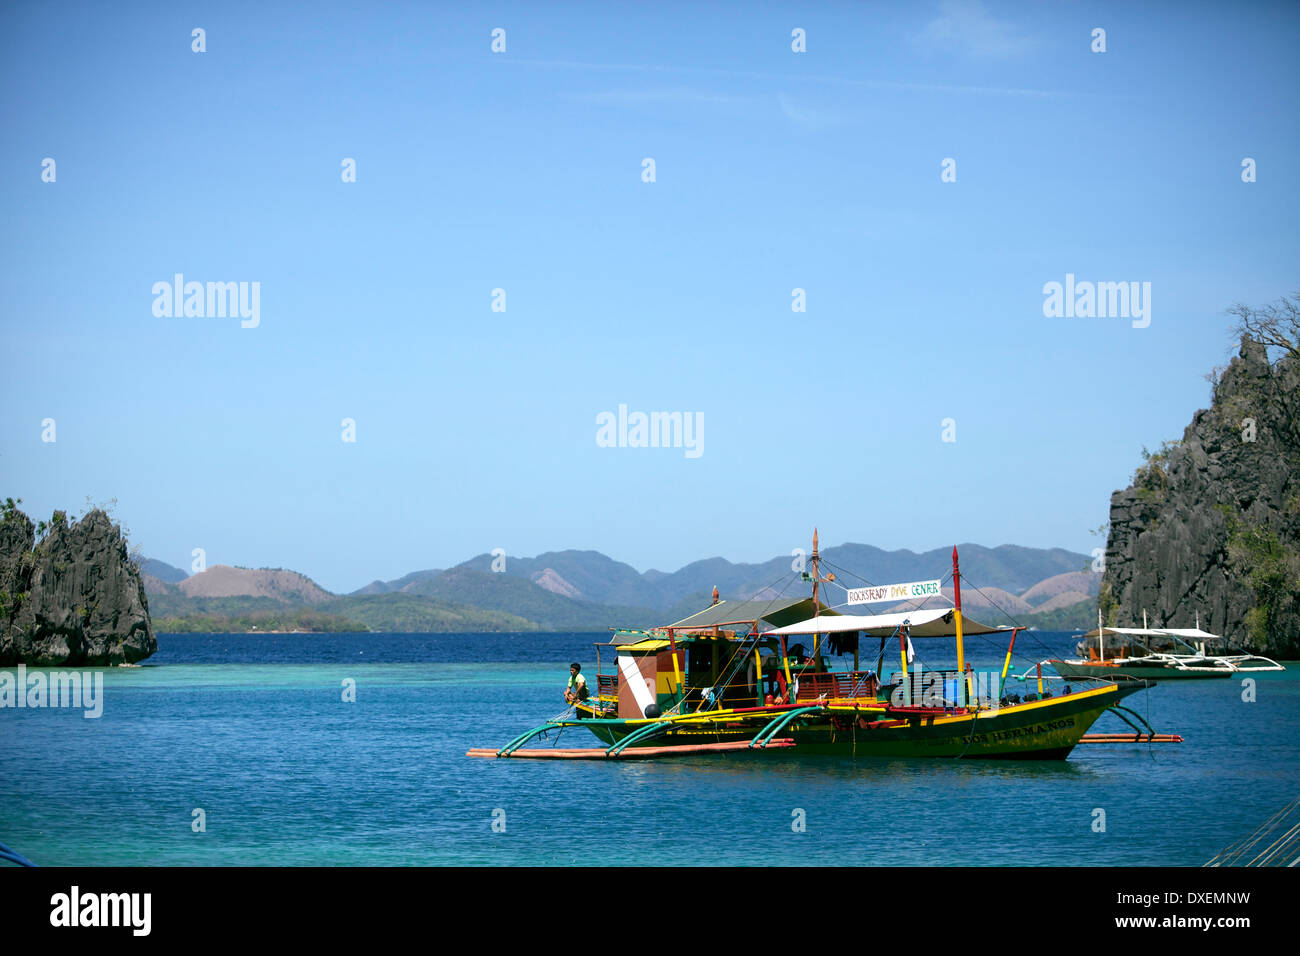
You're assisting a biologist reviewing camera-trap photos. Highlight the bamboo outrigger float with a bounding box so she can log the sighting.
[470,533,1182,761]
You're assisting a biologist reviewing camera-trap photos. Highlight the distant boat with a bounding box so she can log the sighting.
[1042,625,1284,680]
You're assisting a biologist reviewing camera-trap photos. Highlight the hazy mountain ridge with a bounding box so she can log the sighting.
[1021,571,1102,607]
[145,542,1098,632]
[140,557,188,584]
[445,542,1092,611]
[349,569,443,596]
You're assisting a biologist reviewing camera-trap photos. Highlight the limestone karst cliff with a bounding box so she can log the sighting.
[1101,332,1300,656]
[0,501,156,665]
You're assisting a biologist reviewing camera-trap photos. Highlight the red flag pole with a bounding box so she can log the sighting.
[953,546,970,705]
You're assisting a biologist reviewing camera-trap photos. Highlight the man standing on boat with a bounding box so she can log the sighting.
[565,663,590,710]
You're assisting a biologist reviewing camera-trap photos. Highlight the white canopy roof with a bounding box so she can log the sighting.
[766,606,1007,638]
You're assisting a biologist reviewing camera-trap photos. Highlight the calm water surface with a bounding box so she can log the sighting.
[2,632,1296,866]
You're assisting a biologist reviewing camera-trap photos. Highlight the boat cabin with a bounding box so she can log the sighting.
[587,598,1010,717]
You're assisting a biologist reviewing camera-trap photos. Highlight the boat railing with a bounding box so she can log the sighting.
[902,669,978,708]
[882,667,1096,708]
[794,671,879,703]
[1016,662,1127,694]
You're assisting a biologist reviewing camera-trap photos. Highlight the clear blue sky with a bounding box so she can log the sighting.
[3,1,1298,593]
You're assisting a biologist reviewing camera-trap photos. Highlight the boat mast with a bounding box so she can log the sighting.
[812,529,821,669]
[811,528,820,614]
[808,528,835,671]
[953,546,970,704]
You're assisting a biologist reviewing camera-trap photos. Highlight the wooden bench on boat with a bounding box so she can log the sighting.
[794,671,878,702]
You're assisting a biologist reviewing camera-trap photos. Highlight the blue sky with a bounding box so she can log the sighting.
[3,1,1298,593]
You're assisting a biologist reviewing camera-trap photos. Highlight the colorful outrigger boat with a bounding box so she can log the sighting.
[1038,616,1285,681]
[469,534,1181,762]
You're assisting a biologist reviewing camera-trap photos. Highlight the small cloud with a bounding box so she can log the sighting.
[571,87,753,109]
[921,0,1037,58]
[514,54,1067,99]
[777,93,847,130]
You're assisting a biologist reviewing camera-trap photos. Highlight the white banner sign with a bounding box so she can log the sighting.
[846,579,943,605]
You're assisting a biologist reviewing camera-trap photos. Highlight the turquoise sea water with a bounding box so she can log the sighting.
[1,633,1297,866]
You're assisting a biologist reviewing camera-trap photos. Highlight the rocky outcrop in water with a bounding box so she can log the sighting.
[1101,335,1300,656]
[0,503,156,665]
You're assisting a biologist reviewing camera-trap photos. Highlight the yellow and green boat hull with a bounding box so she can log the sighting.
[577,683,1140,760]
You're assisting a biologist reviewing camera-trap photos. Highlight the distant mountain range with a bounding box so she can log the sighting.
[141,543,1101,633]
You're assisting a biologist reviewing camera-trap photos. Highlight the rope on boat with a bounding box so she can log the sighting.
[834,563,1111,705]
[810,557,1114,689]
[1205,796,1300,867]
[1251,822,1300,866]
[954,576,1078,667]
[817,558,1162,756]
[700,570,801,720]
[818,563,983,757]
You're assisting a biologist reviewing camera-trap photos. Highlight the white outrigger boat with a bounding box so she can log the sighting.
[1039,613,1284,681]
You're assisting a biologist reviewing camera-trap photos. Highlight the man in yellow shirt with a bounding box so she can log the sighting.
[564,663,590,707]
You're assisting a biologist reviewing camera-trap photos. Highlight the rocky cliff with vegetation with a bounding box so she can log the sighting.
[1101,299,1300,656]
[0,500,156,665]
